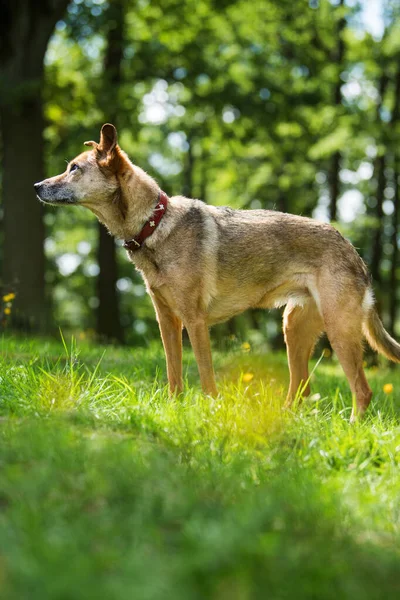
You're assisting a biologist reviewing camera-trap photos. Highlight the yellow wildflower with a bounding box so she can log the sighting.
[242,373,254,383]
[383,383,393,394]
[3,293,15,303]
[323,348,331,358]
[4,307,11,315]
[241,342,251,352]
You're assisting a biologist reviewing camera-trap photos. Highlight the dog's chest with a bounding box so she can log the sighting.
[128,250,166,289]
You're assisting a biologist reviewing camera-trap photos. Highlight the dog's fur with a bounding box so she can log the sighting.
[34,123,400,421]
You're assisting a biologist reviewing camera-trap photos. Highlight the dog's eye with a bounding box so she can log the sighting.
[70,163,79,173]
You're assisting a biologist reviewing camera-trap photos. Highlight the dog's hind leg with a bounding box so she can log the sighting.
[325,321,372,422]
[283,298,324,407]
[185,317,218,396]
[151,291,183,394]
[319,286,372,421]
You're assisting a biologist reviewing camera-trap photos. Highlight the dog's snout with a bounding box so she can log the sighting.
[34,182,42,192]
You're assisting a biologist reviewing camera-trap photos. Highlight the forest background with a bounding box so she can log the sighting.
[1,0,399,350]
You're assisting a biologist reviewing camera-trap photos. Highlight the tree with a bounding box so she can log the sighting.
[370,71,389,285]
[326,0,346,222]
[0,0,70,329]
[388,64,400,334]
[96,0,126,343]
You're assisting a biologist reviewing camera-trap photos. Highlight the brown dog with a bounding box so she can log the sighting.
[34,123,400,421]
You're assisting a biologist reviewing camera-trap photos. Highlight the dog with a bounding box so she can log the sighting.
[34,123,400,421]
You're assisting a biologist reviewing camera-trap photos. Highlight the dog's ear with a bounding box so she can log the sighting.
[98,123,118,154]
[86,124,127,217]
[91,124,121,171]
[84,140,98,150]
[83,124,117,155]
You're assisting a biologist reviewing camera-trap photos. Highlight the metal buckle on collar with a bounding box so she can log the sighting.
[123,238,141,249]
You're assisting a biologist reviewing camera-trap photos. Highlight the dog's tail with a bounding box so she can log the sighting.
[363,289,400,362]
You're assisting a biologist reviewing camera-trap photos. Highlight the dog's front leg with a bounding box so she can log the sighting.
[185,318,218,396]
[151,292,183,394]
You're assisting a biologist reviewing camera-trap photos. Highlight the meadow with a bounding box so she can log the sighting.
[1,333,400,599]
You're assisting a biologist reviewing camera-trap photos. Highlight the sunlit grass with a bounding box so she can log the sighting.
[1,333,400,598]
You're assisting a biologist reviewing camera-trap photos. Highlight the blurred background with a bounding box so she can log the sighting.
[0,0,399,349]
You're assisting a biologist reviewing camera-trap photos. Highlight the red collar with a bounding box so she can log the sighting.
[123,191,168,251]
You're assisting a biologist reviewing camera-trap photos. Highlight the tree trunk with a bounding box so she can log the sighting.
[389,156,399,336]
[328,0,345,222]
[370,73,390,285]
[97,226,123,342]
[0,0,70,329]
[278,190,288,213]
[328,152,340,222]
[96,0,125,343]
[389,66,400,336]
[0,98,47,328]
[370,154,386,285]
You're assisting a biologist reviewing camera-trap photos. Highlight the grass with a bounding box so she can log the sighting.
[1,333,400,598]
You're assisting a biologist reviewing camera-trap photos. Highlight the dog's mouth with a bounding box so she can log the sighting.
[37,196,77,206]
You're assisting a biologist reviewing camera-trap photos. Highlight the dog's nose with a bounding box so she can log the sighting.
[34,182,44,198]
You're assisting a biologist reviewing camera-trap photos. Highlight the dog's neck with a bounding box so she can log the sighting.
[84,162,160,240]
[118,164,160,239]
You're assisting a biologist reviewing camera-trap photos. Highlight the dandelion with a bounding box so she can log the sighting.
[241,342,251,352]
[242,372,254,383]
[383,383,393,394]
[3,293,15,303]
[4,308,11,315]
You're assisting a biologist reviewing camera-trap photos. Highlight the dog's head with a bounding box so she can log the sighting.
[34,124,129,215]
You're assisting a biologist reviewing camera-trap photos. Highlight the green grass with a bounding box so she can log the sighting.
[1,333,400,599]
